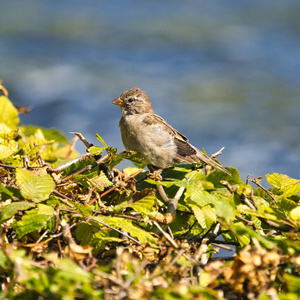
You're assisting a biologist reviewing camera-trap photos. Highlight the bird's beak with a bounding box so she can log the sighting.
[112,97,125,107]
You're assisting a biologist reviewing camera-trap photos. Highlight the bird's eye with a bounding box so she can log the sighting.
[128,98,135,103]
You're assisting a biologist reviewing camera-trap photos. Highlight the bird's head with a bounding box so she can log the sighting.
[112,88,154,116]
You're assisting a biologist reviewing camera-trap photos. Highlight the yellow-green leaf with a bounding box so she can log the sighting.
[95,132,108,148]
[16,168,55,202]
[128,196,156,214]
[0,201,36,222]
[266,173,300,192]
[0,122,16,140]
[190,203,207,229]
[0,96,19,130]
[13,204,54,238]
[290,207,300,221]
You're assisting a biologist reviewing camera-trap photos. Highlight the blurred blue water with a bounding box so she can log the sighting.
[0,0,300,181]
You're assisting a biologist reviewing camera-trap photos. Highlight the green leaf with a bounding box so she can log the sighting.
[0,122,16,140]
[0,183,15,198]
[283,182,300,197]
[201,205,217,228]
[55,258,91,282]
[232,222,251,247]
[214,196,235,220]
[95,132,108,148]
[16,168,55,202]
[13,204,54,238]
[278,197,297,215]
[266,173,300,192]
[187,189,218,207]
[88,145,105,156]
[0,96,19,130]
[128,196,156,214]
[233,222,275,249]
[0,201,36,222]
[206,167,242,188]
[145,178,181,188]
[111,150,146,168]
[188,201,207,229]
[86,171,113,191]
[289,207,300,221]
[73,202,93,216]
[21,125,69,144]
[93,215,156,245]
[0,143,18,159]
[284,274,300,293]
[75,223,95,245]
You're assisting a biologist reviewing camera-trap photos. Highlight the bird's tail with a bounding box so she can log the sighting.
[195,150,231,176]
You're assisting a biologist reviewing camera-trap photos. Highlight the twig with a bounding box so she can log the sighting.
[209,147,225,159]
[206,223,222,245]
[0,80,8,96]
[36,229,49,244]
[156,185,170,203]
[51,152,93,173]
[166,186,185,215]
[236,214,255,227]
[241,193,257,211]
[247,175,275,200]
[53,190,74,207]
[92,211,142,221]
[70,132,92,148]
[123,259,149,289]
[64,135,79,159]
[211,243,234,251]
[152,221,178,249]
[0,162,19,169]
[210,239,239,246]
[221,180,257,210]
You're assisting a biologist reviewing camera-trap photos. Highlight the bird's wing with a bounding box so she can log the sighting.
[142,114,231,175]
[142,114,197,159]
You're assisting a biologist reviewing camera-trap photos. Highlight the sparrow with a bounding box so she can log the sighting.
[112,88,230,175]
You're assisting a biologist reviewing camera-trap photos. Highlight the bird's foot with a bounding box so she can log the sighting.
[147,165,163,181]
[147,170,163,181]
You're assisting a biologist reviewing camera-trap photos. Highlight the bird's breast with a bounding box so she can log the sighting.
[119,115,177,168]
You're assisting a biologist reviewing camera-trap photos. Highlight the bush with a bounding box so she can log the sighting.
[0,82,300,299]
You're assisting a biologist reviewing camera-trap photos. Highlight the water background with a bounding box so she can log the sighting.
[1,0,300,183]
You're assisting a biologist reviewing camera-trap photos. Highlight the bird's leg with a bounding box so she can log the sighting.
[147,165,163,181]
[147,165,186,226]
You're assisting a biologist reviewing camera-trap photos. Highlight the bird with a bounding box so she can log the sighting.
[112,87,230,175]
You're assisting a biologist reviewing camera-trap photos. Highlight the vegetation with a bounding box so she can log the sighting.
[0,82,300,299]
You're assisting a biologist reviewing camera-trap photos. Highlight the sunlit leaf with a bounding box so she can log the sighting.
[0,122,16,140]
[214,196,235,220]
[13,204,54,238]
[206,167,242,188]
[21,125,69,144]
[266,173,300,192]
[93,215,156,245]
[0,96,19,130]
[189,201,207,228]
[0,201,36,222]
[128,195,157,214]
[289,207,300,221]
[73,202,92,216]
[283,182,300,197]
[88,145,105,156]
[16,168,55,202]
[95,132,108,148]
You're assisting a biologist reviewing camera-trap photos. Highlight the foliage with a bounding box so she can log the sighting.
[0,83,300,300]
